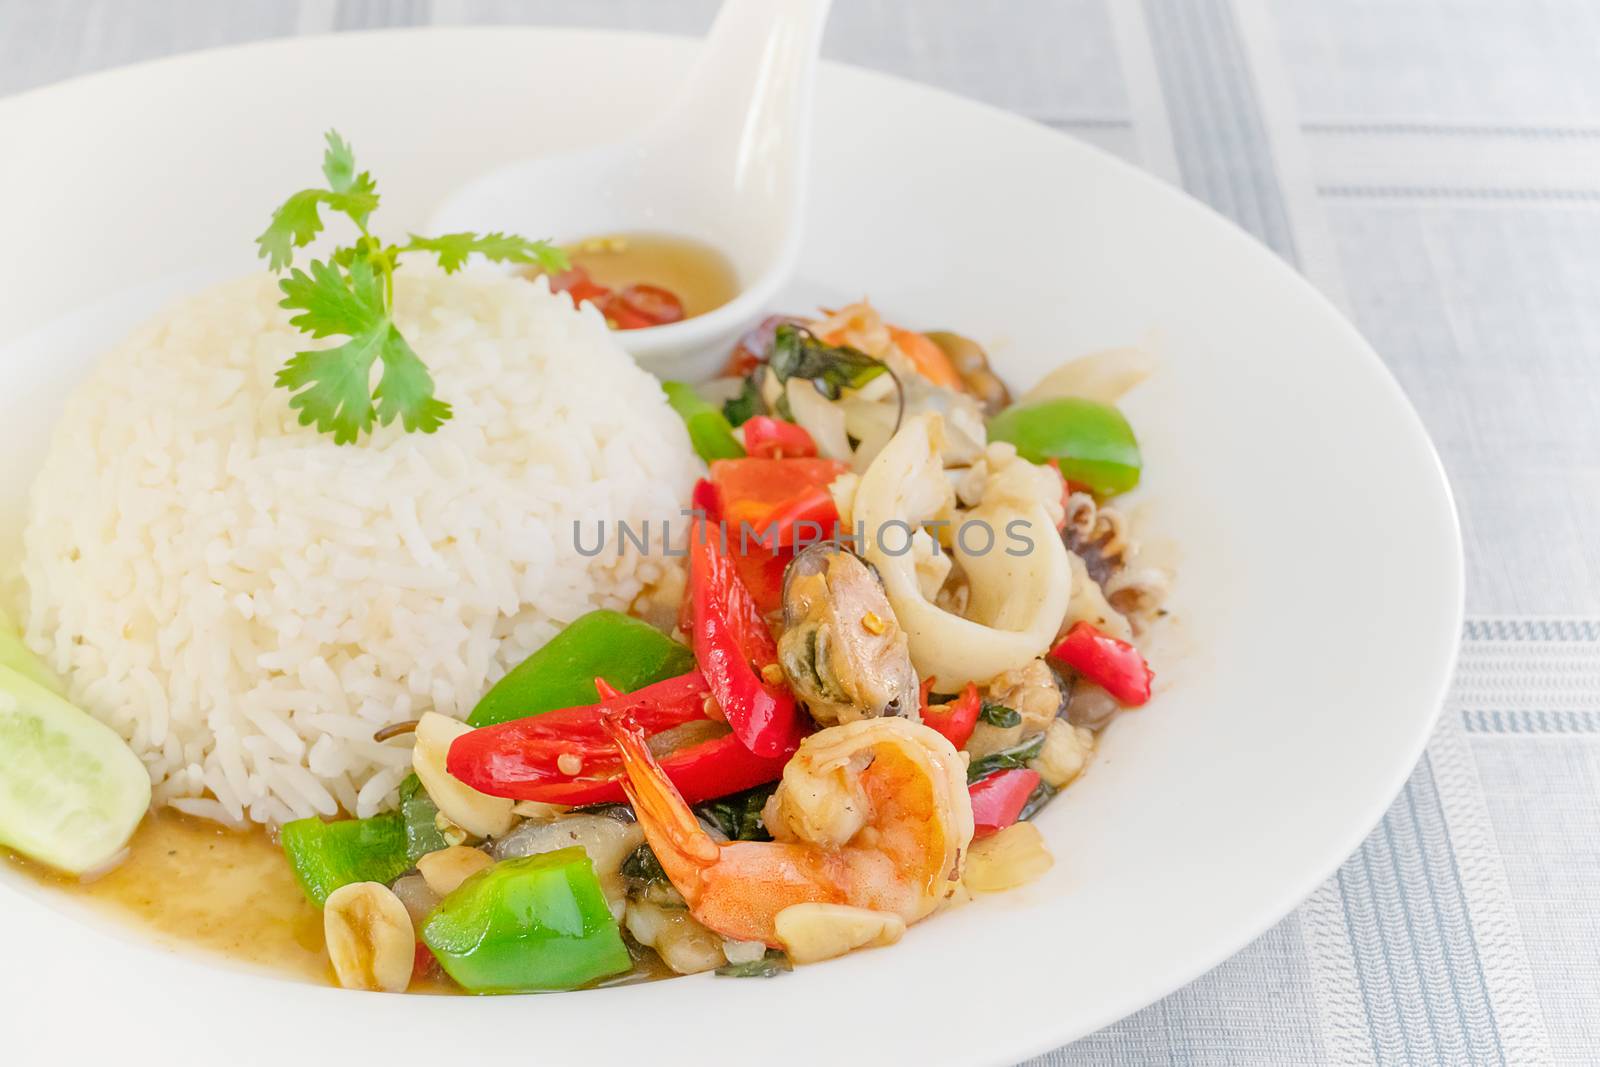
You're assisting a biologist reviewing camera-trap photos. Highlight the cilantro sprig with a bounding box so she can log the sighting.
[256,130,568,444]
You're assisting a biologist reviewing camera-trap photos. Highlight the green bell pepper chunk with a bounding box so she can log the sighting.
[662,380,746,462]
[468,609,696,727]
[280,811,410,906]
[986,397,1142,497]
[421,847,631,993]
[0,603,61,694]
[398,773,448,862]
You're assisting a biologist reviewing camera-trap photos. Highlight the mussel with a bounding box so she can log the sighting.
[777,542,919,727]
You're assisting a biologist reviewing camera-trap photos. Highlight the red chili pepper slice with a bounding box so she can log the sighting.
[479,732,788,807]
[447,672,711,791]
[599,292,655,330]
[600,284,686,330]
[969,768,1042,837]
[446,668,790,806]
[1048,621,1154,706]
[918,678,981,749]
[689,517,804,759]
[546,264,611,307]
[615,284,685,326]
[742,416,818,460]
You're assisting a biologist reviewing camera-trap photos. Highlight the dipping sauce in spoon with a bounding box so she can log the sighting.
[538,232,741,330]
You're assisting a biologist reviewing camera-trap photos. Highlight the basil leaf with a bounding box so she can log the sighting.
[1018,780,1058,822]
[694,783,778,842]
[399,773,447,863]
[966,735,1045,783]
[979,703,1022,728]
[722,376,764,427]
[768,324,887,400]
[621,843,667,887]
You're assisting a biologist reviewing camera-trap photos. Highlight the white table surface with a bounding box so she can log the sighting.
[4,2,1597,1063]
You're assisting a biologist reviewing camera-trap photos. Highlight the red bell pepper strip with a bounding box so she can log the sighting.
[689,517,805,759]
[750,486,840,551]
[709,457,849,538]
[691,477,721,522]
[729,547,791,619]
[412,941,439,983]
[918,678,981,749]
[969,768,1042,837]
[742,416,818,460]
[1049,621,1154,706]
[701,457,848,616]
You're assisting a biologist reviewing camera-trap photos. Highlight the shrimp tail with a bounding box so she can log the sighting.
[600,710,720,867]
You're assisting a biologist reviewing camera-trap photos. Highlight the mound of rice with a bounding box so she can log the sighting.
[19,271,701,826]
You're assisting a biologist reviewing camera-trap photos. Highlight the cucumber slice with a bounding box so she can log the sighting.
[0,664,150,875]
[0,603,61,694]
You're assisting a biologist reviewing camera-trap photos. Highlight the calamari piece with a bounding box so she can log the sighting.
[854,413,1071,688]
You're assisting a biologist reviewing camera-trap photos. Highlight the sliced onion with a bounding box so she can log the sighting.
[1019,346,1154,406]
[784,378,853,460]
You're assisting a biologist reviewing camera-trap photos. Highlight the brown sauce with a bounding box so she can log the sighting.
[563,231,741,320]
[3,809,673,993]
[4,809,333,983]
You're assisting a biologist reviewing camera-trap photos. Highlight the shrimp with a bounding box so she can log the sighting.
[600,714,974,947]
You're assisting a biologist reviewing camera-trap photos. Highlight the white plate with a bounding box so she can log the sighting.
[0,27,1461,1067]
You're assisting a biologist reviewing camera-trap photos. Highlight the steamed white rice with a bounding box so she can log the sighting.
[19,270,701,827]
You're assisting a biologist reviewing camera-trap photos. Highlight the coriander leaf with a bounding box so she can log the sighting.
[275,326,385,445]
[326,182,380,232]
[321,130,379,229]
[278,257,385,339]
[274,256,450,444]
[256,131,381,271]
[322,130,358,193]
[768,324,888,400]
[372,326,452,433]
[404,232,569,275]
[256,189,334,272]
[256,187,381,272]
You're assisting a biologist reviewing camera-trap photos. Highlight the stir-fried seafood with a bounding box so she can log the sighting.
[4,165,1175,998]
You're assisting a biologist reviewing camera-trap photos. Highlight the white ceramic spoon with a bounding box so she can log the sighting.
[430,0,831,381]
